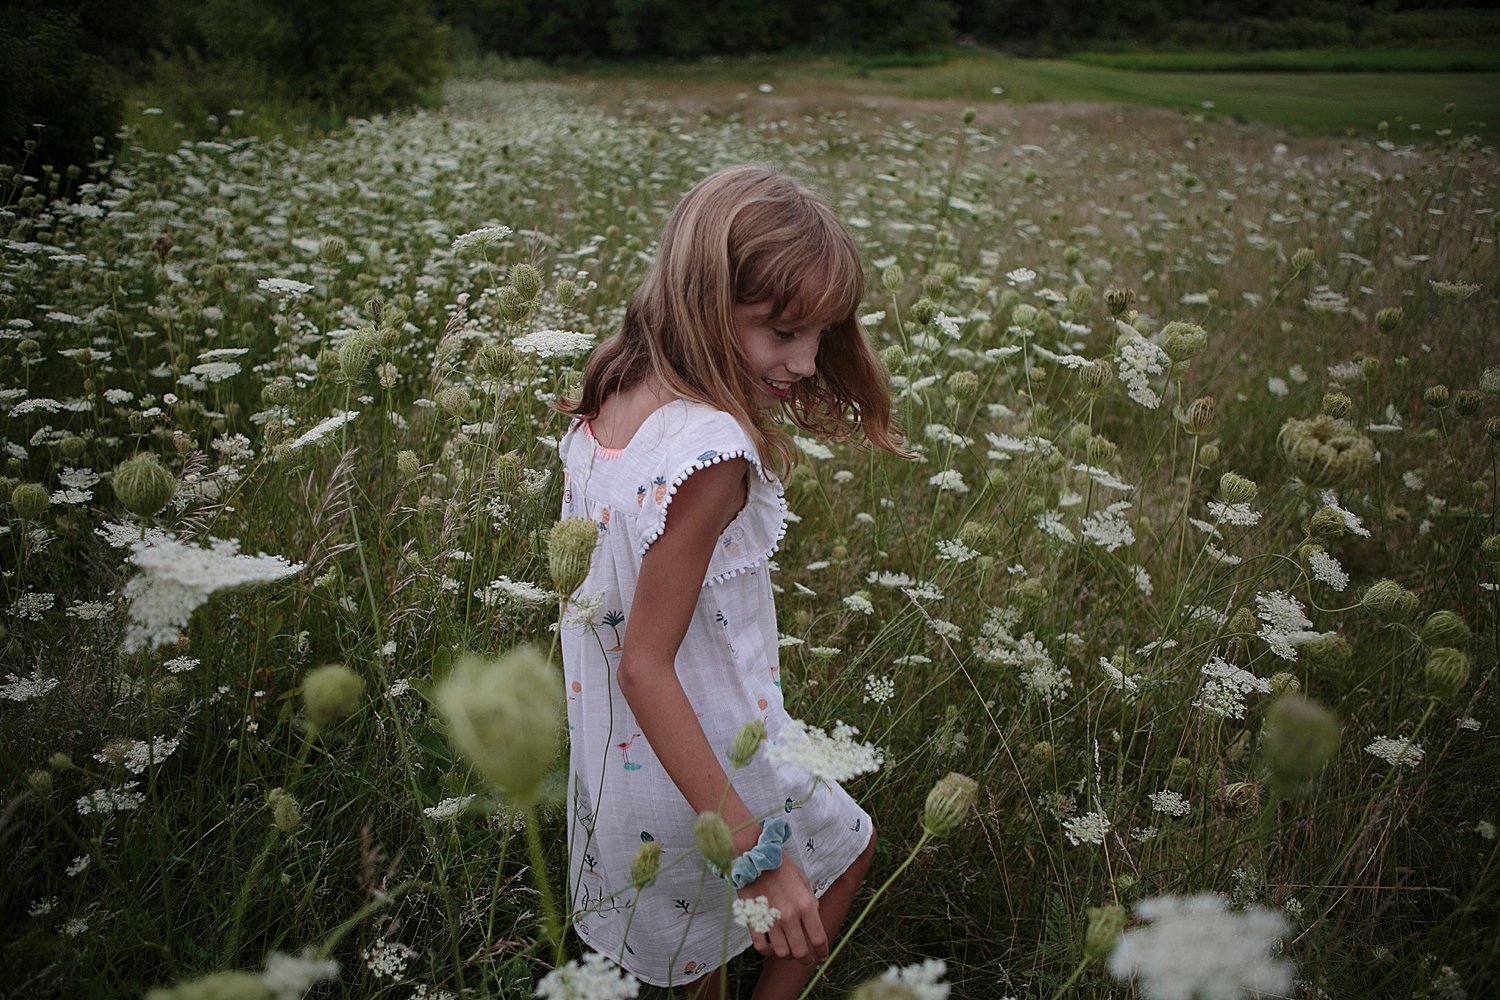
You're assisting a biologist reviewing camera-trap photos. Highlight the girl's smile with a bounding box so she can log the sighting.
[731,300,826,407]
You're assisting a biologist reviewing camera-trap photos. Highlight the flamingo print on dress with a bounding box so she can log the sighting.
[617,732,643,771]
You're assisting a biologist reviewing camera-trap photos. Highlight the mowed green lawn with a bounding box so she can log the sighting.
[567,47,1500,140]
[864,50,1500,138]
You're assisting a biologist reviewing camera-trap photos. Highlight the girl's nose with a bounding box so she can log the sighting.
[788,340,818,378]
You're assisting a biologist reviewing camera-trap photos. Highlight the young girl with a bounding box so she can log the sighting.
[555,164,904,998]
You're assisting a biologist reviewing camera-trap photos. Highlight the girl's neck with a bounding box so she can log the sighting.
[591,376,680,451]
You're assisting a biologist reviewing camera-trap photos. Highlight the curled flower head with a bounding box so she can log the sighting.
[921,772,979,837]
[1276,415,1376,487]
[435,646,562,803]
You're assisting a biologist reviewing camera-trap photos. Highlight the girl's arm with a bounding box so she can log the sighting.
[616,457,828,966]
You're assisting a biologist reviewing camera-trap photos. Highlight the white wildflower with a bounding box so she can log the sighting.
[1108,892,1294,1000]
[1149,790,1191,818]
[0,672,59,701]
[935,538,980,562]
[76,783,145,816]
[865,958,951,999]
[1307,548,1349,591]
[927,470,968,493]
[1116,335,1169,409]
[1318,490,1371,536]
[257,278,314,302]
[536,951,640,1000]
[1035,511,1076,544]
[284,411,358,451]
[1193,656,1271,719]
[1081,501,1135,551]
[768,718,883,784]
[423,795,476,820]
[450,226,512,252]
[842,593,875,615]
[262,949,340,1000]
[1364,735,1424,768]
[1099,656,1140,695]
[362,939,417,980]
[512,329,594,358]
[1206,501,1261,527]
[122,537,303,652]
[1063,811,1110,846]
[1254,590,1323,661]
[732,895,781,934]
[863,675,895,704]
[794,436,835,460]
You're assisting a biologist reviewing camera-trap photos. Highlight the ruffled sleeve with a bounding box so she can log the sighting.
[637,403,786,586]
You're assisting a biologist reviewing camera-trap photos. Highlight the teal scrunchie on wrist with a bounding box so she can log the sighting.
[724,817,791,890]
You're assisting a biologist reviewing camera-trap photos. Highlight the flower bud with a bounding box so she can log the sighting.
[632,840,663,890]
[1227,607,1258,637]
[436,385,471,419]
[1360,579,1419,622]
[1375,306,1402,333]
[319,235,348,264]
[436,647,562,803]
[28,769,52,795]
[11,482,50,521]
[1483,535,1500,562]
[879,344,905,372]
[1420,610,1470,647]
[50,752,74,771]
[921,771,979,837]
[947,370,980,399]
[729,719,767,768]
[910,298,937,326]
[509,263,542,302]
[1028,741,1054,769]
[1290,247,1316,273]
[1307,507,1347,542]
[1198,442,1220,467]
[261,376,296,406]
[1214,780,1261,815]
[1454,389,1482,416]
[1218,472,1258,506]
[1424,384,1451,409]
[1424,647,1471,697]
[1084,904,1128,962]
[396,450,420,481]
[936,262,960,286]
[338,331,376,384]
[1068,284,1092,314]
[476,343,519,380]
[1360,356,1381,380]
[1268,672,1300,698]
[555,278,578,306]
[146,970,275,1000]
[1081,358,1112,395]
[1104,285,1136,317]
[113,454,176,519]
[1162,321,1208,363]
[60,435,87,460]
[881,265,903,293]
[1264,694,1340,784]
[302,663,364,730]
[266,787,302,835]
[1185,396,1216,434]
[1301,633,1352,668]
[1321,392,1351,418]
[548,517,598,596]
[497,285,529,323]
[1011,303,1038,329]
[693,811,734,872]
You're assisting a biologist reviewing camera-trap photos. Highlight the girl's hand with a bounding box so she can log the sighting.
[741,862,827,965]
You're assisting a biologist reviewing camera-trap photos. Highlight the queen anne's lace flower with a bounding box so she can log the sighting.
[768,718,883,784]
[863,958,951,999]
[1108,893,1294,1000]
[536,951,640,999]
[1365,735,1424,768]
[1064,811,1111,846]
[512,330,594,358]
[732,895,781,933]
[1193,656,1271,719]
[122,537,302,652]
[1149,790,1191,817]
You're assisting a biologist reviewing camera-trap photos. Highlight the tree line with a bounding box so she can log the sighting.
[1,0,1487,181]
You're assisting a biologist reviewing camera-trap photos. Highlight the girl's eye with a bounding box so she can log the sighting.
[773,328,796,341]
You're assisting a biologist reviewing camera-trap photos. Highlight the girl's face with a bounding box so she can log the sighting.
[731,300,828,408]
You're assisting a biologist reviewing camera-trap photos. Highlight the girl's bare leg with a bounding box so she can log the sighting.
[685,966,727,1000]
[749,829,877,1000]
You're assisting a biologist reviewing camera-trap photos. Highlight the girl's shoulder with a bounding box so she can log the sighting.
[650,400,773,482]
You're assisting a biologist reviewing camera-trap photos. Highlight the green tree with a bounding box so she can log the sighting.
[196,0,448,115]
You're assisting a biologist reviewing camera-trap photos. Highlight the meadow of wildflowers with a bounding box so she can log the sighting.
[1,77,1497,998]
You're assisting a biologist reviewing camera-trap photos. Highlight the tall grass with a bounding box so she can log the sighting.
[1,76,1496,998]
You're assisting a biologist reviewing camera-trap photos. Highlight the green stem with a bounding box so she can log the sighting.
[1048,956,1091,999]
[796,829,933,999]
[522,799,566,969]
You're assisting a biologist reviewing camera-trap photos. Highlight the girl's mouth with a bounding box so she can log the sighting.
[762,378,791,399]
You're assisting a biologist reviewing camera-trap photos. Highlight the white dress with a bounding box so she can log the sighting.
[557,399,873,987]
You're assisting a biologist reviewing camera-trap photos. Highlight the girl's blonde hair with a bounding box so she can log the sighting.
[561,163,904,475]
